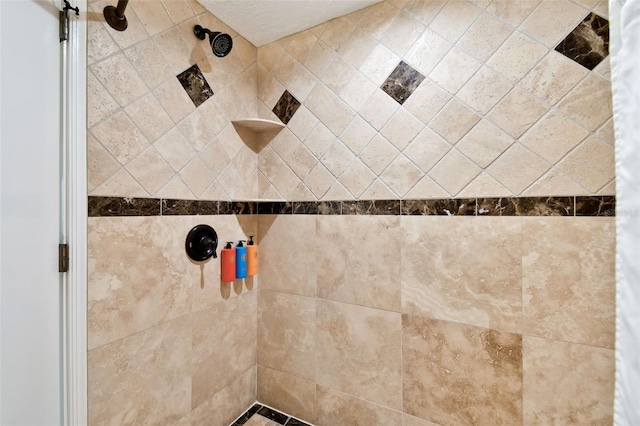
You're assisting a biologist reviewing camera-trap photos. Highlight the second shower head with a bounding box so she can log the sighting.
[194,25,233,57]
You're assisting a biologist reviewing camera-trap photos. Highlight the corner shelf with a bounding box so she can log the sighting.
[231,118,285,132]
[231,119,285,151]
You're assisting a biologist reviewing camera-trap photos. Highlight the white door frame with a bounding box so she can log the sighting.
[64,2,88,424]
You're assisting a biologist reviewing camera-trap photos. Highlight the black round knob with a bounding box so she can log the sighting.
[185,224,218,261]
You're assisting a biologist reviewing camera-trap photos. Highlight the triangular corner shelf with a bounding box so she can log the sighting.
[231,119,285,152]
[232,118,285,132]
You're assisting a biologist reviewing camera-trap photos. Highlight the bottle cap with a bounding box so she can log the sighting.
[225,242,233,249]
[237,240,246,247]
[248,236,254,245]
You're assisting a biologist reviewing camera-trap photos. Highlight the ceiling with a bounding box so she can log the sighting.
[197,0,383,47]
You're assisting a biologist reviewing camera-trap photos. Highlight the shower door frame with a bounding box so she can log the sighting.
[63,1,88,424]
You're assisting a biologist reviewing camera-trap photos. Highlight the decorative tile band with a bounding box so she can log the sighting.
[88,196,615,217]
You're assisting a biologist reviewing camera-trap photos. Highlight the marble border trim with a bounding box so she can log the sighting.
[88,196,615,217]
[88,197,161,216]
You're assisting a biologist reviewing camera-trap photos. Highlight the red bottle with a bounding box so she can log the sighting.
[221,242,236,283]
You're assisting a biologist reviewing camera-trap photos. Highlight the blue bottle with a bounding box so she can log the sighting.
[235,240,248,279]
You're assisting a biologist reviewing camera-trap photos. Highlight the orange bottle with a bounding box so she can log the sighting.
[221,242,236,282]
[247,235,258,276]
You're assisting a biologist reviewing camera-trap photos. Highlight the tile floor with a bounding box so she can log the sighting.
[232,404,312,426]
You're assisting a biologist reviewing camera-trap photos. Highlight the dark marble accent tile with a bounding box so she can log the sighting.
[219,201,257,215]
[272,90,301,125]
[176,64,214,107]
[257,407,289,425]
[555,12,609,70]
[292,202,318,214]
[476,197,574,216]
[317,201,342,215]
[161,199,218,215]
[401,199,476,216]
[342,200,401,215]
[232,404,262,425]
[381,61,426,105]
[575,196,615,216]
[88,196,160,217]
[285,418,311,426]
[257,202,293,214]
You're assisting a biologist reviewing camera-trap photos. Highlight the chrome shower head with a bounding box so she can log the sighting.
[194,25,233,57]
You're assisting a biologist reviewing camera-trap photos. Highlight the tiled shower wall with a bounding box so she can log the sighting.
[86,0,617,425]
[86,1,261,424]
[257,213,615,425]
[87,0,259,200]
[256,0,614,200]
[88,214,258,424]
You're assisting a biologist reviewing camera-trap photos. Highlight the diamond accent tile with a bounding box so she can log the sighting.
[176,64,214,108]
[380,61,426,105]
[555,13,609,70]
[272,90,302,125]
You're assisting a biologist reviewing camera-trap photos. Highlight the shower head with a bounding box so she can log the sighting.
[194,25,233,57]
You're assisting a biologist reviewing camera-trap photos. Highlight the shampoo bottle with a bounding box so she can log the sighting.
[221,242,236,283]
[236,240,247,279]
[247,235,258,276]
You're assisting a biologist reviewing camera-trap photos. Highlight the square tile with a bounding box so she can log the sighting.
[555,12,609,70]
[523,336,614,424]
[380,61,426,105]
[316,216,402,311]
[522,218,615,348]
[402,315,523,425]
[401,216,523,333]
[272,90,302,125]
[316,299,402,410]
[176,64,214,108]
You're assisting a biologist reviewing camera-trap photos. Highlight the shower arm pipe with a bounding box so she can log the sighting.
[114,0,128,17]
[104,0,129,31]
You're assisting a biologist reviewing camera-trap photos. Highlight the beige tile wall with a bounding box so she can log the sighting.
[87,0,259,200]
[87,1,617,425]
[87,215,258,424]
[256,0,614,200]
[88,0,614,203]
[257,214,615,425]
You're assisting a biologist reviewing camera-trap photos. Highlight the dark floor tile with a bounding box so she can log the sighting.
[232,404,262,425]
[257,406,289,425]
[285,418,312,426]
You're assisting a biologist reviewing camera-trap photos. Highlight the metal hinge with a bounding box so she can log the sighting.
[59,244,69,273]
[59,0,79,42]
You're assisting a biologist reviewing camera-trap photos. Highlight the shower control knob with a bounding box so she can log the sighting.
[185,224,218,261]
